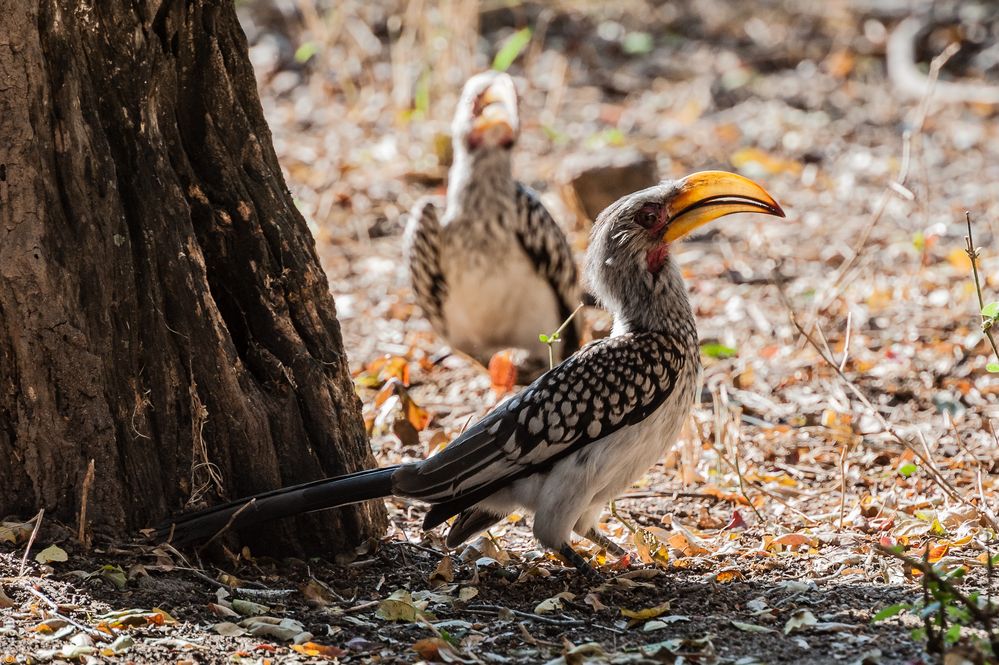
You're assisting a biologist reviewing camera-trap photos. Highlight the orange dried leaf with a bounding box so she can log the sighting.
[412,637,449,661]
[927,543,949,563]
[947,247,973,271]
[715,568,743,583]
[429,556,455,585]
[730,147,802,176]
[358,355,411,387]
[824,49,855,78]
[610,553,632,570]
[404,396,431,431]
[290,642,347,659]
[770,533,813,550]
[373,379,399,408]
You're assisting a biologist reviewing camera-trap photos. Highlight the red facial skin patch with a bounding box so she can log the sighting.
[646,244,669,273]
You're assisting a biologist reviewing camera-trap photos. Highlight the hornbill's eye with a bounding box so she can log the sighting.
[636,205,661,229]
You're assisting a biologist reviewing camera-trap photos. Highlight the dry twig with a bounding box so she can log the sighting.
[774,276,999,532]
[22,584,104,639]
[964,211,999,364]
[17,509,44,578]
[198,498,257,553]
[78,459,95,549]
[814,41,960,317]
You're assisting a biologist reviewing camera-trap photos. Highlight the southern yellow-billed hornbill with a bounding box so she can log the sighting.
[155,172,784,578]
[405,71,581,375]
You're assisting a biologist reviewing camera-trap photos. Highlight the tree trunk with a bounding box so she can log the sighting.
[0,0,386,554]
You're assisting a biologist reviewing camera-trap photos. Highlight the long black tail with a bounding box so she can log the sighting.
[153,465,401,545]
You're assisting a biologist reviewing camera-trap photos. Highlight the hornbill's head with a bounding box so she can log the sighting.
[586,171,785,330]
[453,71,519,152]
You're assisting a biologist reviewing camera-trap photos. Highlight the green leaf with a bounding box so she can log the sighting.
[621,31,654,55]
[97,565,127,590]
[700,343,738,359]
[897,462,918,478]
[944,624,962,645]
[294,41,320,64]
[946,604,971,623]
[871,603,910,623]
[538,334,549,343]
[492,28,531,72]
[945,566,967,580]
[541,124,569,144]
[987,362,999,373]
[982,301,999,319]
[584,127,626,149]
[413,70,431,118]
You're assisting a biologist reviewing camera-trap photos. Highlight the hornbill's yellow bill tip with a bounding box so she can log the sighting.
[663,170,784,244]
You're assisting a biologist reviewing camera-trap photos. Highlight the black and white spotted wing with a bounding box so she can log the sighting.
[513,183,581,353]
[392,331,684,529]
[403,197,448,332]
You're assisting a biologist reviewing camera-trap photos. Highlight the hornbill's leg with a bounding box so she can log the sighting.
[582,528,627,557]
[557,543,603,581]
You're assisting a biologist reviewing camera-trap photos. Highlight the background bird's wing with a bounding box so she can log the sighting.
[403,197,448,332]
[391,332,685,528]
[513,183,581,354]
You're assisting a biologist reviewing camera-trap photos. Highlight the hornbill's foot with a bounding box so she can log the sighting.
[558,543,603,581]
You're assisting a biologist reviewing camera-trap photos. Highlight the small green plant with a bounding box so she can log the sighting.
[964,212,999,372]
[539,303,584,370]
[621,31,654,55]
[492,28,531,72]
[294,41,320,64]
[700,342,738,359]
[872,543,998,659]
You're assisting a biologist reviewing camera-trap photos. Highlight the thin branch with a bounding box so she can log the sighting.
[839,311,853,373]
[713,385,765,523]
[813,41,960,315]
[22,584,104,639]
[775,277,999,532]
[965,211,999,362]
[608,500,637,535]
[18,509,44,578]
[78,459,95,549]
[542,302,584,370]
[198,498,256,553]
[837,440,850,532]
[466,603,586,627]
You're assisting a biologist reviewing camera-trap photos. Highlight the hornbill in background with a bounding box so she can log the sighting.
[156,172,784,578]
[405,71,581,378]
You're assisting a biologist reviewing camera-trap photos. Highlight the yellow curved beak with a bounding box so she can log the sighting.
[663,171,785,244]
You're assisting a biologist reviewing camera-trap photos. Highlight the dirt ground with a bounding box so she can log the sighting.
[4,1,999,663]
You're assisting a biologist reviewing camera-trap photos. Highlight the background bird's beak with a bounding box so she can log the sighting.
[663,171,785,244]
[470,76,519,144]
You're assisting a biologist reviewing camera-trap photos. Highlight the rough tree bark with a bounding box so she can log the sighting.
[0,1,386,554]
